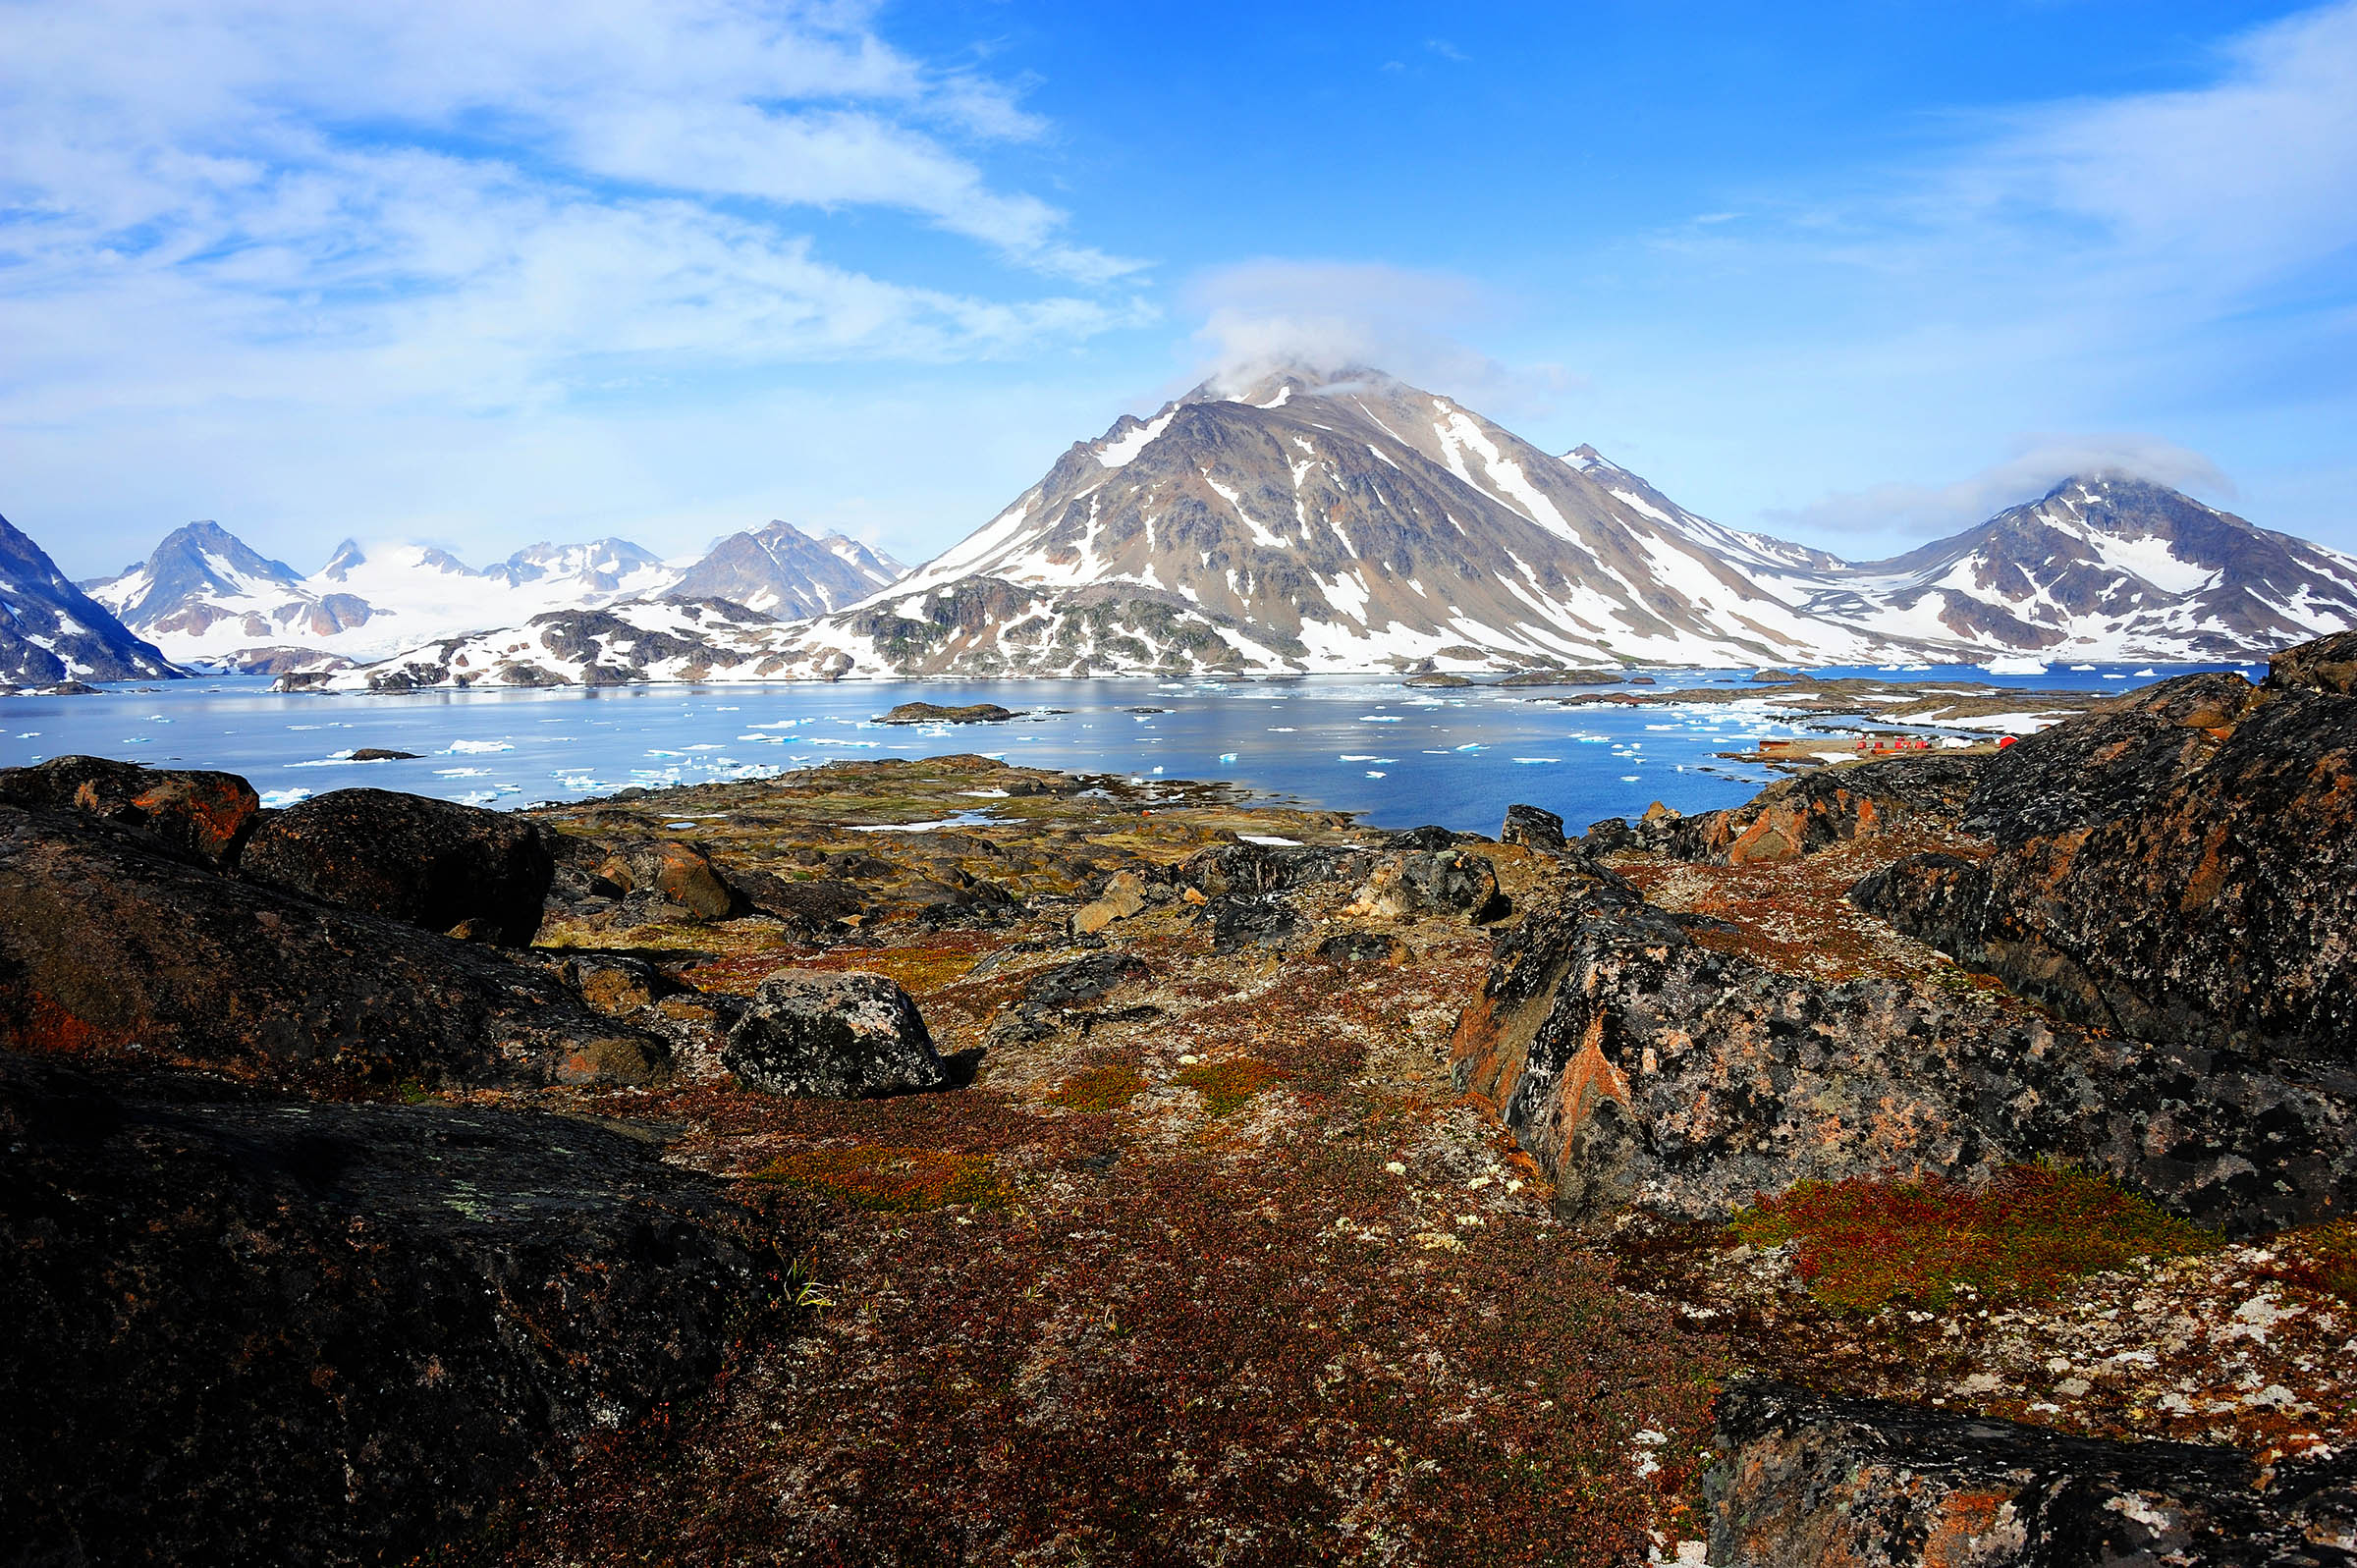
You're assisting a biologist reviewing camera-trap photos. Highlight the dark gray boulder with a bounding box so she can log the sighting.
[0,803,668,1094]
[722,972,948,1098]
[1500,802,1566,851]
[241,788,555,946]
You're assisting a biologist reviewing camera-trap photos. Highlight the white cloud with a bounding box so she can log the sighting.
[1183,259,1570,413]
[1765,436,2235,541]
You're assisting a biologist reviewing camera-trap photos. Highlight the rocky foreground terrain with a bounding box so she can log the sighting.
[2,632,2353,1566]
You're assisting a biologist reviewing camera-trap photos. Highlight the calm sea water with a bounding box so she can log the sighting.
[1,662,2258,837]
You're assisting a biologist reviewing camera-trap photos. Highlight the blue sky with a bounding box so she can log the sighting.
[3,0,2352,577]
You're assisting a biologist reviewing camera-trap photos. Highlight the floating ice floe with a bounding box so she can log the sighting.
[259,787,312,808]
[443,739,515,754]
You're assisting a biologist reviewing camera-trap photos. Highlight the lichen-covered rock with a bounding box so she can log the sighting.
[596,839,740,921]
[1500,802,1566,851]
[0,804,669,1092]
[1069,868,1148,935]
[1178,840,1367,896]
[722,971,948,1098]
[1585,753,1990,866]
[0,754,260,865]
[241,787,555,945]
[1344,848,1510,924]
[1316,930,1409,965]
[1024,950,1149,1006]
[1449,864,2357,1234]
[1857,660,2355,1058]
[2267,625,2357,695]
[1708,1379,2357,1567]
[0,1054,789,1567]
[1205,893,1306,953]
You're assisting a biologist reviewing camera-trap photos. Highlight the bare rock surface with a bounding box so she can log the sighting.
[1709,1379,2357,1568]
[1453,838,2357,1235]
[0,803,666,1092]
[1857,657,2356,1057]
[0,1054,788,1568]
[241,787,556,946]
[1586,752,1989,865]
[721,970,948,1098]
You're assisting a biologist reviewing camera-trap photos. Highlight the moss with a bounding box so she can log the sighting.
[1178,1057,1290,1117]
[1727,1162,2219,1312]
[1048,1063,1146,1112]
[746,1145,1006,1213]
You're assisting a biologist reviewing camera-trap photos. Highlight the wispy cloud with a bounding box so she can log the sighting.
[1765,437,2235,542]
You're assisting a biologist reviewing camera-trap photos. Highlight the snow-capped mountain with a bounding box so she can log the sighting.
[273,363,2357,690]
[84,516,912,667]
[664,520,904,617]
[1762,476,2357,661]
[758,365,1889,678]
[82,524,682,665]
[0,511,178,685]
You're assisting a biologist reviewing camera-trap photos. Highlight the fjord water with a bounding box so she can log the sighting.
[3,664,2255,836]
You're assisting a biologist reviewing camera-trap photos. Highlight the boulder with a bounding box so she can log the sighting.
[0,804,669,1093]
[1315,931,1409,965]
[2266,626,2357,696]
[1343,849,1509,924]
[1024,950,1150,1006]
[722,971,948,1098]
[1069,869,1149,935]
[1448,860,2357,1234]
[1206,894,1305,954]
[1708,1380,2357,1568]
[1177,841,1366,897]
[1499,802,1566,851]
[1857,661,2355,1058]
[728,870,867,934]
[241,788,554,946]
[0,754,260,865]
[0,1054,788,1567]
[596,839,740,922]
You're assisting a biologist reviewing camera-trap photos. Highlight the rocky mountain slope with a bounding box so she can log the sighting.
[1763,475,2357,661]
[0,511,178,686]
[663,519,903,617]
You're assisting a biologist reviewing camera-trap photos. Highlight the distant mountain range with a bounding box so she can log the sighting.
[9,363,2355,692]
[75,520,904,667]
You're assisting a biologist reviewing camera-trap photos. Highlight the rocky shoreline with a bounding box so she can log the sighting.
[3,630,2352,1565]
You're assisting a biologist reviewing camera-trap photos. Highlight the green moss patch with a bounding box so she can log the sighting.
[1728,1162,2218,1312]
[1048,1063,1147,1112]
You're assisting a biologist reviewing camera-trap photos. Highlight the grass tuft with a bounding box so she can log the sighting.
[1178,1058,1291,1117]
[1727,1162,2218,1312]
